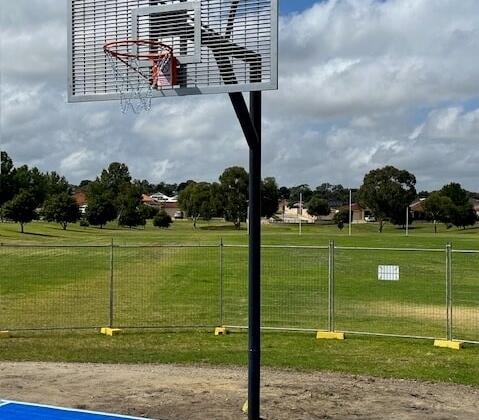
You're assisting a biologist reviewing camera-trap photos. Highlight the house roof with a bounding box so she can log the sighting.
[141,194,156,204]
[410,198,426,212]
[339,203,365,211]
[73,191,87,206]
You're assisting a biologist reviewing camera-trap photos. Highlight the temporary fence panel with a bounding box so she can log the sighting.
[0,245,110,330]
[451,250,479,343]
[222,245,329,331]
[334,247,447,339]
[112,245,220,328]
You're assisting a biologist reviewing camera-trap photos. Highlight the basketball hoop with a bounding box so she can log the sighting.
[104,40,177,113]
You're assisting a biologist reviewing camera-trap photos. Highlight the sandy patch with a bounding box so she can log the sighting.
[0,362,477,419]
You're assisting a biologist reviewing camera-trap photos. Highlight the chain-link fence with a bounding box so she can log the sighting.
[0,242,478,343]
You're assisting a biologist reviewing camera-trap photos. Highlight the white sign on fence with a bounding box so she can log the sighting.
[378,265,400,281]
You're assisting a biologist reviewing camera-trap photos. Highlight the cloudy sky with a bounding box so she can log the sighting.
[1,0,479,191]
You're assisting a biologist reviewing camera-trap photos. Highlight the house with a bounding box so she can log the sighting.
[162,201,181,219]
[409,198,426,220]
[141,193,181,218]
[73,191,88,214]
[338,203,369,223]
[141,194,157,206]
[472,199,479,217]
[277,201,315,224]
[73,191,87,206]
[150,192,178,203]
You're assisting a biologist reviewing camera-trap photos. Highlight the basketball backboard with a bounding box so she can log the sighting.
[68,0,278,103]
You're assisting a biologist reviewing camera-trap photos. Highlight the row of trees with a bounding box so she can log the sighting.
[356,166,477,232]
[2,151,477,233]
[178,167,280,229]
[1,151,78,233]
[1,152,173,232]
[423,184,477,233]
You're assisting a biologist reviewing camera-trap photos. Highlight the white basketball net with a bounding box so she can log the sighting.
[105,47,172,114]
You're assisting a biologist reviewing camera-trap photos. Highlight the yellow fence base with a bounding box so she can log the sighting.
[242,401,248,414]
[100,327,122,337]
[316,331,345,340]
[434,340,463,350]
[214,327,228,336]
[0,331,10,339]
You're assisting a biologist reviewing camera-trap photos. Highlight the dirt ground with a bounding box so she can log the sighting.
[0,362,478,419]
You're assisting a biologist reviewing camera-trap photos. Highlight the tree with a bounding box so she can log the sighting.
[219,167,249,229]
[100,162,132,192]
[288,185,312,208]
[439,183,469,207]
[450,204,477,230]
[279,186,290,200]
[177,180,196,193]
[209,182,225,218]
[439,183,476,229]
[153,210,172,229]
[334,208,350,230]
[134,179,156,195]
[154,182,178,196]
[423,192,454,233]
[139,204,159,220]
[314,183,351,206]
[117,183,145,228]
[0,151,17,206]
[12,165,48,207]
[261,177,280,218]
[44,172,71,197]
[85,198,117,229]
[2,191,38,233]
[97,162,132,210]
[79,180,92,188]
[118,205,146,228]
[42,192,80,230]
[307,196,330,219]
[358,166,417,232]
[178,182,214,228]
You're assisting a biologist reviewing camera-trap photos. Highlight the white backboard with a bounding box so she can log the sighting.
[68,0,278,102]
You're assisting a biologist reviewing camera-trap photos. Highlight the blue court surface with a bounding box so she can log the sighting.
[0,401,151,420]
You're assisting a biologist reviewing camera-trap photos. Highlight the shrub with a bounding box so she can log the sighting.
[153,210,173,229]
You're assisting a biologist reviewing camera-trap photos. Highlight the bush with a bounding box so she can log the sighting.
[79,219,90,227]
[140,204,159,220]
[153,210,172,229]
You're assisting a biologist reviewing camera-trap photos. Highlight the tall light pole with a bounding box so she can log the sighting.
[349,189,352,237]
[299,192,303,236]
[406,205,409,237]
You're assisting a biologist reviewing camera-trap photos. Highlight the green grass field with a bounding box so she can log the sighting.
[1,219,478,386]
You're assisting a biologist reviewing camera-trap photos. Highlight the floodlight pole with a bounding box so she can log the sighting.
[229,91,262,420]
[349,189,352,237]
[299,192,303,235]
[406,206,409,237]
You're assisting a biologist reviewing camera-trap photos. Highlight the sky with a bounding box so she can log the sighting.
[1,0,479,191]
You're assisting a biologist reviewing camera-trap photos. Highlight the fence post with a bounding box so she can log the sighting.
[220,238,224,326]
[328,240,335,332]
[446,242,453,341]
[109,239,114,328]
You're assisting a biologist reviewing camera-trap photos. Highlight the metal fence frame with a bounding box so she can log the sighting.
[1,241,478,344]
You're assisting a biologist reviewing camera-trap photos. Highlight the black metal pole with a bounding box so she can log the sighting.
[248,90,261,420]
[228,91,262,420]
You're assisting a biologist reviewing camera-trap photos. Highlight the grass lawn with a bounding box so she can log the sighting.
[0,219,478,386]
[1,330,479,386]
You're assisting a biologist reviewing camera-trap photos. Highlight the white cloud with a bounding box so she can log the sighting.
[1,0,479,192]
